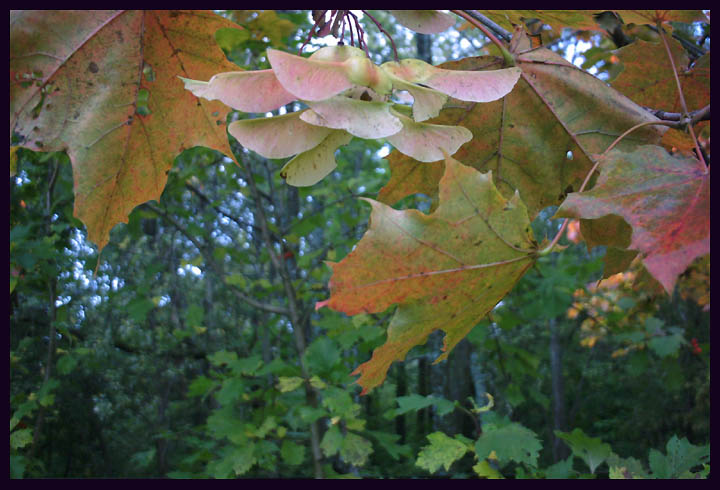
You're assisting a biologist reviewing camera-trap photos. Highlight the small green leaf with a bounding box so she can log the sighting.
[281,440,305,466]
[277,376,304,393]
[416,432,470,474]
[10,428,33,450]
[648,334,685,358]
[340,433,373,467]
[320,425,343,457]
[555,428,614,474]
[474,422,541,467]
[544,456,575,479]
[473,460,504,479]
[649,435,709,478]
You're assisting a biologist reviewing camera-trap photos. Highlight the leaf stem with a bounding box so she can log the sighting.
[656,22,706,168]
[451,10,515,67]
[540,119,679,256]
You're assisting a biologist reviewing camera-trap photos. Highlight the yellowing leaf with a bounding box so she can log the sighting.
[386,111,472,162]
[280,131,353,186]
[612,39,710,113]
[478,10,606,32]
[302,97,403,139]
[10,10,242,251]
[416,432,470,473]
[228,110,333,159]
[318,154,536,393]
[612,10,708,25]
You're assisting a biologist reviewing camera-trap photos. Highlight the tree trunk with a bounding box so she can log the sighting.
[549,319,570,461]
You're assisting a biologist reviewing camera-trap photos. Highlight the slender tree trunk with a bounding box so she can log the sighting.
[395,364,407,444]
[29,160,60,460]
[417,33,432,63]
[417,357,430,436]
[549,319,570,461]
[242,157,325,478]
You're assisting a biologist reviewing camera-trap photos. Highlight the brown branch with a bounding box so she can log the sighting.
[452,10,514,66]
[239,160,325,479]
[644,105,710,127]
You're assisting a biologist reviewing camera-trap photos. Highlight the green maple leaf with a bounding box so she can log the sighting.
[318,154,536,393]
[474,422,542,467]
[416,432,470,474]
[555,428,614,474]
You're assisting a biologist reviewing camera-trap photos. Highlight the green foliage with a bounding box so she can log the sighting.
[555,428,614,474]
[416,432,470,474]
[9,9,709,480]
[475,421,542,468]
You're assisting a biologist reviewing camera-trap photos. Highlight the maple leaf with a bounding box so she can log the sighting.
[378,48,667,218]
[388,10,456,34]
[279,131,353,187]
[10,10,241,251]
[476,10,707,33]
[318,154,536,393]
[612,39,710,113]
[612,10,708,25]
[555,145,709,294]
[478,10,606,33]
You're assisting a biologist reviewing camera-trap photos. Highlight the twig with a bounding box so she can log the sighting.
[452,10,514,66]
[541,119,680,256]
[657,23,706,167]
[362,10,399,61]
[644,105,710,125]
[298,10,327,55]
[140,202,291,316]
[461,10,512,42]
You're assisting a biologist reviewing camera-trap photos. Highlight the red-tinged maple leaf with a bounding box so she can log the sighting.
[555,145,709,294]
[10,10,241,251]
[477,10,607,33]
[317,154,537,393]
[612,10,708,25]
[612,39,710,114]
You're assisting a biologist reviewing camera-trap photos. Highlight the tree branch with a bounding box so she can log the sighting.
[460,10,512,42]
[140,202,291,316]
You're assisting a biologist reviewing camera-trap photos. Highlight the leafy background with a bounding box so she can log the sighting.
[10,10,709,478]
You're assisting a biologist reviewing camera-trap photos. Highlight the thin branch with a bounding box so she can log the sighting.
[644,105,710,125]
[452,10,514,66]
[361,10,399,61]
[298,10,327,55]
[141,202,291,316]
[541,119,680,255]
[239,159,325,479]
[461,10,512,42]
[657,23,706,167]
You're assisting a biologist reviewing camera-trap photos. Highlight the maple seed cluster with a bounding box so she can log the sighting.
[182,45,521,186]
